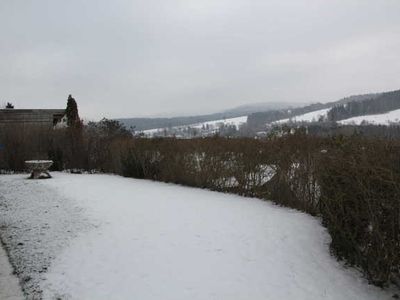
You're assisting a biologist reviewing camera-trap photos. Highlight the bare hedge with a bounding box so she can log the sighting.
[0,124,399,287]
[122,136,400,287]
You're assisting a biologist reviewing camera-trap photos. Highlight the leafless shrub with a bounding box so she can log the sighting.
[1,124,398,288]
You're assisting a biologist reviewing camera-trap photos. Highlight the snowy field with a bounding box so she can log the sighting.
[273,108,331,124]
[338,108,400,125]
[142,115,247,136]
[190,115,248,129]
[0,173,393,300]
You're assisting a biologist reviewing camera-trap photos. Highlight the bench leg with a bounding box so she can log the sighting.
[30,170,41,179]
[29,170,51,179]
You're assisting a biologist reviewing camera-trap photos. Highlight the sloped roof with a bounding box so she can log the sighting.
[0,109,65,125]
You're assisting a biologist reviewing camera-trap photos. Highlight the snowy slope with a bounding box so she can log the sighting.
[191,115,247,129]
[338,108,400,125]
[273,108,331,124]
[142,116,247,136]
[0,174,391,300]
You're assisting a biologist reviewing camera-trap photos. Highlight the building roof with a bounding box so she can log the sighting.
[0,109,65,126]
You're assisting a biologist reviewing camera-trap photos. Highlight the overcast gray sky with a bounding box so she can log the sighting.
[1,0,400,120]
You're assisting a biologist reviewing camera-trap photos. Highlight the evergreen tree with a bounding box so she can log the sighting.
[65,94,81,127]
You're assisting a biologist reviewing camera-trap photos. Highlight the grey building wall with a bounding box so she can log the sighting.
[0,109,65,129]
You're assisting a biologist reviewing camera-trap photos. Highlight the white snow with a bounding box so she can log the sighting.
[190,115,248,129]
[273,108,331,124]
[140,127,161,135]
[0,245,24,300]
[142,116,247,136]
[0,174,90,298]
[0,173,394,299]
[24,160,53,164]
[338,108,400,125]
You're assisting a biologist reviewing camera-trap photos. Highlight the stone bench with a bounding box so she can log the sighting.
[25,160,53,179]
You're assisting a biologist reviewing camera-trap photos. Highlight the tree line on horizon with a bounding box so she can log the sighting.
[247,90,399,131]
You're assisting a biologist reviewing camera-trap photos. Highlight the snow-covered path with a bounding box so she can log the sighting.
[0,244,24,300]
[0,174,392,299]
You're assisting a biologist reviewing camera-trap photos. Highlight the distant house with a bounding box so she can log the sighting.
[0,109,66,129]
[54,113,68,129]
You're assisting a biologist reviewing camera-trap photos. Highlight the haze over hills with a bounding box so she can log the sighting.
[221,102,308,116]
[117,90,391,132]
[116,102,301,131]
[117,90,394,133]
[248,92,384,130]
[125,89,400,138]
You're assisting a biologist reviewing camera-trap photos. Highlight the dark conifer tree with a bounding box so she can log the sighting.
[65,94,81,128]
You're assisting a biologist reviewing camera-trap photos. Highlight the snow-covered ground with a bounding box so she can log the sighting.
[0,173,394,299]
[273,108,331,125]
[0,175,90,299]
[0,243,24,299]
[338,108,400,125]
[190,115,248,129]
[142,116,247,136]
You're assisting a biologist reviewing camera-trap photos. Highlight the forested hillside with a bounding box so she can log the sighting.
[247,93,382,131]
[117,102,295,131]
[248,103,328,130]
[328,90,400,121]
[117,90,400,137]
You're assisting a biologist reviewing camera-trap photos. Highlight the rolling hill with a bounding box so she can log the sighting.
[116,102,299,131]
